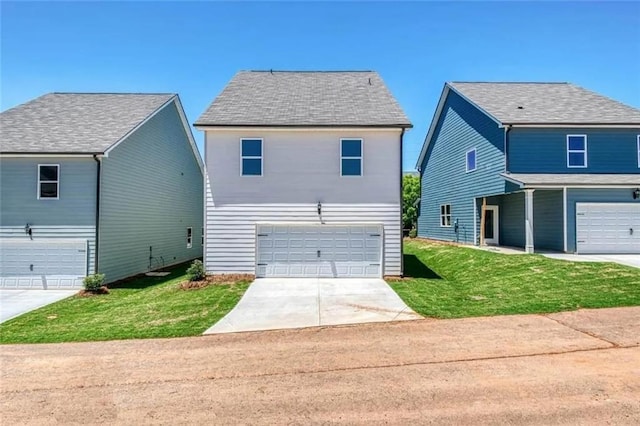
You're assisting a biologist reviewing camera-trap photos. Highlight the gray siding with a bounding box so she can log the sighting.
[99,101,203,283]
[566,188,639,253]
[497,192,525,248]
[533,190,564,251]
[0,157,97,273]
[417,90,506,243]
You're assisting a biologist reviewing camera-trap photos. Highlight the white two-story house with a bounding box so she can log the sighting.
[195,71,412,278]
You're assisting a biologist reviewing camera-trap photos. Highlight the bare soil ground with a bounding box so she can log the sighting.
[1,307,639,425]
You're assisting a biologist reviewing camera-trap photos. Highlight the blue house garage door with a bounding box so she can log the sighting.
[255,224,383,278]
[0,239,87,289]
[576,203,640,254]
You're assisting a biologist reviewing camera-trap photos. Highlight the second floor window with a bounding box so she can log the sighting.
[38,164,59,199]
[466,148,477,172]
[567,135,587,168]
[241,139,262,176]
[341,138,362,176]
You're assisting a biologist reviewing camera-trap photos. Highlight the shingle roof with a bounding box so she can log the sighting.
[449,82,640,125]
[0,93,176,153]
[195,71,412,128]
[502,173,640,187]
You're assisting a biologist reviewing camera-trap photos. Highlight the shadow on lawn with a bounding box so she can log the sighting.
[403,254,442,279]
[108,265,188,290]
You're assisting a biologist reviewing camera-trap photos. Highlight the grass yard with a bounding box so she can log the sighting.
[391,239,640,319]
[0,265,250,344]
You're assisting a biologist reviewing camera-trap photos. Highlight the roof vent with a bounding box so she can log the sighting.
[517,106,524,109]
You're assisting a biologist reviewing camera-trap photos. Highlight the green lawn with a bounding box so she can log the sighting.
[391,239,640,319]
[0,265,250,344]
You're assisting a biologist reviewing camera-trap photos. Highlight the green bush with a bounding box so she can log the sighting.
[409,228,417,238]
[83,274,106,291]
[187,260,206,282]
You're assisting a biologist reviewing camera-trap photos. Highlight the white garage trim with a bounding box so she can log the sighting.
[255,222,384,278]
[0,239,88,289]
[576,203,640,254]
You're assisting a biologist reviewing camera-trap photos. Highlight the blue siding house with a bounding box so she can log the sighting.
[0,93,204,288]
[416,82,640,254]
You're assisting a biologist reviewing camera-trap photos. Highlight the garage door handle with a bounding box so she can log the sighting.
[631,228,634,235]
[317,250,321,258]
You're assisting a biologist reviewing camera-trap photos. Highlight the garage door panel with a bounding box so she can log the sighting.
[256,224,383,278]
[576,203,640,254]
[0,239,87,289]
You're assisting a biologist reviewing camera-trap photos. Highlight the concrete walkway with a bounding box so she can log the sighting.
[0,289,78,323]
[542,253,640,269]
[204,278,421,334]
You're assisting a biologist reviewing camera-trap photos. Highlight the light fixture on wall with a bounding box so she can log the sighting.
[633,188,640,200]
[25,223,33,239]
[317,202,322,216]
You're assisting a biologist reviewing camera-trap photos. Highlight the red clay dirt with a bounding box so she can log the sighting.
[1,307,639,424]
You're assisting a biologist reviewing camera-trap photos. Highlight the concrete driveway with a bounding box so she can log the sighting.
[0,289,77,323]
[205,278,421,334]
[542,253,640,269]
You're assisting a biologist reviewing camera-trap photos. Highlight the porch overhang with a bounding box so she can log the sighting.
[501,173,640,189]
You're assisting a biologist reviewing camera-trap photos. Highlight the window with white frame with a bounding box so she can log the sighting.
[341,138,362,176]
[466,148,477,172]
[201,227,204,246]
[637,135,640,168]
[38,164,59,199]
[567,135,587,168]
[440,204,451,227]
[241,139,262,176]
[187,227,193,249]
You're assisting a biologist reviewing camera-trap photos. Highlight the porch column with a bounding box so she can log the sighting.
[525,189,535,253]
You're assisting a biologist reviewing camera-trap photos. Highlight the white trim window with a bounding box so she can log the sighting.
[201,227,204,246]
[241,138,263,176]
[440,204,452,227]
[37,164,60,199]
[187,227,193,249]
[466,148,477,172]
[637,135,640,168]
[340,138,363,176]
[567,135,587,168]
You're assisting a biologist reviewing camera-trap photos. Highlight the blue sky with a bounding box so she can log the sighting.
[2,1,639,170]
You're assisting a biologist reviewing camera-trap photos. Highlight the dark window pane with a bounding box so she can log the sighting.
[40,182,58,198]
[241,139,262,157]
[568,152,585,167]
[467,150,476,170]
[39,165,58,181]
[341,158,361,176]
[242,158,262,175]
[341,140,362,157]
[484,210,494,239]
[568,136,585,151]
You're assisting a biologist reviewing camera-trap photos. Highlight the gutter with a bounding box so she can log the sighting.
[399,128,405,277]
[93,154,102,274]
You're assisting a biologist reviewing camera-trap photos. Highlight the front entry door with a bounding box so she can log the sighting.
[483,206,499,245]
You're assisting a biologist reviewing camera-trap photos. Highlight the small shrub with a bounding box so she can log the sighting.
[409,228,417,238]
[186,260,206,282]
[83,274,106,292]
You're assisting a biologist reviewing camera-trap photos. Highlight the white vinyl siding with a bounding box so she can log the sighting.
[204,128,402,275]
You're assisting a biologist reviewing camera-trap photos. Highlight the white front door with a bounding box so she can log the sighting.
[0,239,88,289]
[483,206,499,245]
[255,224,383,278]
[576,203,640,254]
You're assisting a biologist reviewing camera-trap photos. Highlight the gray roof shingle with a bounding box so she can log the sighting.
[0,93,176,153]
[449,82,640,125]
[502,173,640,186]
[195,71,412,127]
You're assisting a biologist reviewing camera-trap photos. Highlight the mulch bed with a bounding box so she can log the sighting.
[77,286,110,297]
[179,274,255,290]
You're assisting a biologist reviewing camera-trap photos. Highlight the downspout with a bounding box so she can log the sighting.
[93,154,102,274]
[399,128,405,277]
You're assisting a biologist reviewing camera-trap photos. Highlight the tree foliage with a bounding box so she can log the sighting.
[402,174,420,230]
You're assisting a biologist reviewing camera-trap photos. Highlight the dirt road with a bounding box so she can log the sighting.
[2,307,639,424]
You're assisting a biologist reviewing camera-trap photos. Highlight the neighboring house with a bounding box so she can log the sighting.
[195,71,412,278]
[0,93,204,288]
[416,82,640,254]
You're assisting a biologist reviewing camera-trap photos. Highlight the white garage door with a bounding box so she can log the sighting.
[576,203,640,254]
[255,224,383,278]
[0,239,87,289]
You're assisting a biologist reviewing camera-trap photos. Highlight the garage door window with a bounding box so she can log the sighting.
[567,135,587,168]
[341,139,362,176]
[241,139,262,176]
[38,164,59,199]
